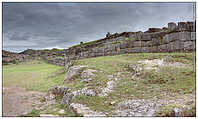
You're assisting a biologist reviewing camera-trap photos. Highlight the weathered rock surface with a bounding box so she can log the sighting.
[45,86,70,101]
[81,78,93,83]
[98,80,116,97]
[98,76,120,97]
[64,65,86,83]
[61,93,74,105]
[81,69,97,78]
[69,103,106,117]
[128,63,142,76]
[58,109,65,114]
[72,87,96,97]
[115,99,161,116]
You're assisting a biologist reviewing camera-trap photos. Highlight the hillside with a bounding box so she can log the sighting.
[2,21,196,117]
[3,53,195,116]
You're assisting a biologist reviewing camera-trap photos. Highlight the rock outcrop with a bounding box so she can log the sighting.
[69,103,106,117]
[64,65,86,83]
[115,99,161,116]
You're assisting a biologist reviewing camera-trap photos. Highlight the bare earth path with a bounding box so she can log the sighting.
[3,86,44,117]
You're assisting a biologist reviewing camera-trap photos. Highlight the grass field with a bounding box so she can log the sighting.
[2,60,64,92]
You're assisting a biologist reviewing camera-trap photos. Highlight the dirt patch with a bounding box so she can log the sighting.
[3,86,44,117]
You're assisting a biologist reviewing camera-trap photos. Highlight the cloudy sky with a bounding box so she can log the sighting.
[3,2,195,52]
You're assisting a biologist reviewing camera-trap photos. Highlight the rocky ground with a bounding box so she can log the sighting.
[3,53,196,117]
[41,54,195,117]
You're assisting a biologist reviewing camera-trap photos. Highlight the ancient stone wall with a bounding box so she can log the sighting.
[41,56,65,66]
[64,21,196,61]
[2,50,29,64]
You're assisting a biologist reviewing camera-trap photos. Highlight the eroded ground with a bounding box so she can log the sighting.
[3,87,44,117]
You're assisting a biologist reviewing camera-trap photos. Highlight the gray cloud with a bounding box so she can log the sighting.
[3,2,195,52]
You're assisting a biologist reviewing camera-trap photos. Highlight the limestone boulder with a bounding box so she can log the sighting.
[45,86,70,101]
[61,93,74,105]
[81,69,97,79]
[64,65,86,83]
[72,87,96,97]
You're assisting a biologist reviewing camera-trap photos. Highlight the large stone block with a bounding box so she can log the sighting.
[119,49,126,54]
[186,22,195,31]
[120,41,128,49]
[168,22,177,32]
[111,51,118,55]
[140,41,147,47]
[144,41,153,47]
[158,44,167,51]
[134,32,143,41]
[191,32,196,41]
[168,32,179,41]
[141,47,151,52]
[183,41,195,50]
[162,35,169,44]
[132,41,142,47]
[141,33,152,41]
[152,38,160,46]
[172,40,181,51]
[149,46,158,52]
[124,48,132,53]
[179,31,191,41]
[178,22,187,31]
[131,47,142,53]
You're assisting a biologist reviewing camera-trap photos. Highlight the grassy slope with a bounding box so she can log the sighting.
[2,53,196,116]
[72,53,196,114]
[3,60,64,92]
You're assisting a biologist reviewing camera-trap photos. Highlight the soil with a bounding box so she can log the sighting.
[2,86,44,117]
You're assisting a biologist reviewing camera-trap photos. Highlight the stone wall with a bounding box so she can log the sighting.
[41,56,65,66]
[2,50,29,64]
[64,21,196,61]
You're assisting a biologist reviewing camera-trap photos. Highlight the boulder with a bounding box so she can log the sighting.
[81,78,93,83]
[128,63,142,76]
[72,87,96,97]
[61,93,74,105]
[98,80,116,97]
[81,69,97,79]
[64,65,86,83]
[45,86,70,101]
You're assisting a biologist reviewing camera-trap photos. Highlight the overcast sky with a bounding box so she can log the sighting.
[3,2,195,52]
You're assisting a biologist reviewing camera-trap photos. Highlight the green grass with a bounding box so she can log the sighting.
[71,52,195,114]
[155,104,182,117]
[73,95,114,114]
[23,109,40,117]
[3,60,64,92]
[3,52,195,116]
[112,41,121,44]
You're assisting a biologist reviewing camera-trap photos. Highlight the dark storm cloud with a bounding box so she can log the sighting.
[3,2,195,52]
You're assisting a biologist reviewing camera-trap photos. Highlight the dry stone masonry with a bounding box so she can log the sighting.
[65,21,195,61]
